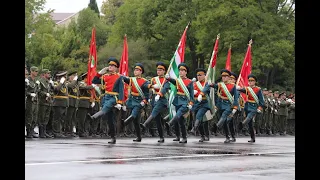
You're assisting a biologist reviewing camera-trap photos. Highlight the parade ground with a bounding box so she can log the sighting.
[25,136,295,180]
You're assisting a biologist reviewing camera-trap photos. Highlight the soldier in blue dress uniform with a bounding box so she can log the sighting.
[164,63,194,143]
[140,62,171,143]
[238,74,265,143]
[200,69,239,143]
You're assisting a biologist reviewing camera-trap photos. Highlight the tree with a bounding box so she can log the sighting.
[88,0,100,18]
[101,0,124,25]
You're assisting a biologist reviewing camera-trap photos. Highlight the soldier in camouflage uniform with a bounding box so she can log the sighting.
[37,69,54,138]
[64,71,80,137]
[25,66,40,138]
[52,71,68,138]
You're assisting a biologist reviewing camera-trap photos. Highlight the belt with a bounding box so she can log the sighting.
[177,92,185,96]
[105,91,119,96]
[53,95,68,99]
[79,96,91,100]
[195,96,206,100]
[247,100,257,103]
[131,92,140,96]
[68,95,78,99]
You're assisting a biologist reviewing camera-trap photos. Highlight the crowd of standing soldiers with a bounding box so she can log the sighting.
[25,62,295,140]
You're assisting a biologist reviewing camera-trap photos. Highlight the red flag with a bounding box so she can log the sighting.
[210,35,219,68]
[237,40,252,102]
[225,46,231,71]
[119,35,129,102]
[87,27,97,99]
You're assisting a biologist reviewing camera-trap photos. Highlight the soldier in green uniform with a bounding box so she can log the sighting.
[25,66,39,138]
[277,92,292,135]
[266,90,274,135]
[272,91,280,135]
[37,69,54,138]
[287,95,295,135]
[64,71,79,137]
[52,71,69,138]
[77,72,95,137]
[259,88,269,135]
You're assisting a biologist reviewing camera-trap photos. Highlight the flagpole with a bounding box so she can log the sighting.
[236,39,253,86]
[205,34,220,84]
[158,22,190,92]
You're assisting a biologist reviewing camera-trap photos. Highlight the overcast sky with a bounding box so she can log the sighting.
[42,0,105,13]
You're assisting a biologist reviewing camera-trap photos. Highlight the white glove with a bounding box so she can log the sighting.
[153,84,160,89]
[193,90,198,95]
[140,101,145,107]
[49,79,54,86]
[73,75,78,81]
[273,99,275,102]
[197,94,202,102]
[46,93,50,97]
[155,94,160,102]
[122,105,127,111]
[236,85,241,90]
[271,107,274,111]
[257,109,262,113]
[60,77,65,84]
[98,67,108,75]
[187,104,192,110]
[36,80,40,85]
[165,74,170,79]
[148,99,151,103]
[92,84,97,88]
[114,104,122,110]
[274,109,278,113]
[25,78,29,85]
[91,102,95,108]
[232,109,237,114]
[278,100,281,104]
[287,99,292,103]
[192,78,197,82]
[30,93,36,97]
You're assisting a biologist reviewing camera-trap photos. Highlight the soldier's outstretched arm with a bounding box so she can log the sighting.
[232,86,239,109]
[115,76,124,104]
[166,77,176,85]
[122,76,130,84]
[237,87,246,93]
[92,73,103,84]
[187,81,195,103]
[142,81,150,103]
[257,89,265,108]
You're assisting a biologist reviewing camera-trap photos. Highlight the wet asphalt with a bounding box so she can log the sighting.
[25,135,294,180]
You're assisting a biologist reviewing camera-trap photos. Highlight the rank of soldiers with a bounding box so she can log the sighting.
[25,58,295,144]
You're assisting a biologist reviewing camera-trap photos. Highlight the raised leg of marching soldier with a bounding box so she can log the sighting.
[52,106,67,138]
[124,106,143,142]
[38,104,53,138]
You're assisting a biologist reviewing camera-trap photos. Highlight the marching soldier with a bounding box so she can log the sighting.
[140,62,171,143]
[266,90,274,135]
[65,71,80,137]
[260,88,269,135]
[25,66,40,138]
[164,63,194,143]
[238,74,265,143]
[122,63,151,142]
[272,91,280,135]
[88,57,124,144]
[200,69,239,143]
[77,72,95,137]
[37,69,54,138]
[52,71,68,138]
[190,68,211,142]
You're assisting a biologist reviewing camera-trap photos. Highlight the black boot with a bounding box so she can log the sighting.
[158,137,164,143]
[190,119,200,136]
[39,126,46,138]
[179,138,187,143]
[108,137,116,144]
[173,136,180,141]
[248,138,255,143]
[224,136,230,143]
[140,115,154,130]
[54,133,67,138]
[199,136,205,142]
[26,127,32,138]
[123,115,134,126]
[230,136,236,142]
[204,135,210,141]
[133,137,141,142]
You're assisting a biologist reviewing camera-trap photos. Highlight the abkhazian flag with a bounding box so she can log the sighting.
[205,34,220,119]
[119,34,129,102]
[168,24,189,119]
[237,39,253,102]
